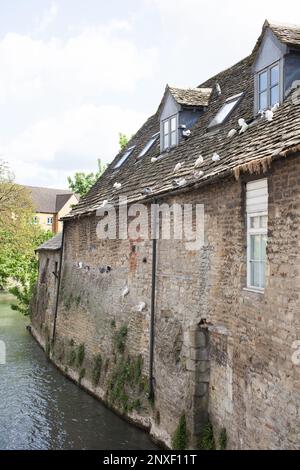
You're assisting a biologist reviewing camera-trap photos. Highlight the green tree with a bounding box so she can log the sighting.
[67,158,107,197]
[119,133,131,151]
[0,159,53,315]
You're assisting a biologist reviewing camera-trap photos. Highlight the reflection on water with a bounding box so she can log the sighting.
[0,294,157,450]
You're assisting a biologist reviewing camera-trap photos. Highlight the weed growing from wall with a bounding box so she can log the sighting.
[92,354,102,387]
[198,421,216,450]
[171,414,188,450]
[76,344,85,368]
[219,428,227,450]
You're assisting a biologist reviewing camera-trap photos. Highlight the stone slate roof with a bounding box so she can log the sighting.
[268,21,300,48]
[25,186,76,213]
[36,233,62,252]
[168,86,212,107]
[65,21,300,220]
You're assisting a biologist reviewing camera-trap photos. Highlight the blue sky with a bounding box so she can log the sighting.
[0,0,299,188]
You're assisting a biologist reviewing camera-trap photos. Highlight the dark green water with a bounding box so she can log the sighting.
[0,294,157,450]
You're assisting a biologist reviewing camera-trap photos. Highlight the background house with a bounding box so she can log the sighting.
[25,186,78,233]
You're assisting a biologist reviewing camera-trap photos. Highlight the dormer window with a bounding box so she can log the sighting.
[114,146,135,169]
[258,62,280,111]
[208,93,243,128]
[162,115,177,150]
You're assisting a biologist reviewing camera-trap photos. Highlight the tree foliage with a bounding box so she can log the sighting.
[67,158,107,197]
[0,159,53,314]
[119,133,131,151]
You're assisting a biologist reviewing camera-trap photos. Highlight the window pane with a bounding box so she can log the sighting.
[261,235,267,262]
[163,120,169,135]
[271,64,279,86]
[260,262,266,288]
[260,215,268,228]
[171,131,177,146]
[250,216,260,229]
[251,261,260,287]
[209,100,238,126]
[250,235,260,261]
[171,117,176,132]
[271,85,279,107]
[259,71,268,92]
[164,134,169,149]
[259,91,268,111]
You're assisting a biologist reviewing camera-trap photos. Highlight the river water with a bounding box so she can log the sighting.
[0,294,157,450]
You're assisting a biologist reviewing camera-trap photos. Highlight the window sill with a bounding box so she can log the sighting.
[243,287,265,295]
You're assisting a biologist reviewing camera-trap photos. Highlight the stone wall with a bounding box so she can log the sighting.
[32,154,300,449]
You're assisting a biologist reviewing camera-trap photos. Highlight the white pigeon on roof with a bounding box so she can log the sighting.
[182,129,191,138]
[227,129,237,138]
[173,162,183,173]
[173,178,187,187]
[197,170,204,177]
[212,152,221,162]
[271,102,280,112]
[238,118,246,127]
[216,82,222,96]
[239,119,249,134]
[101,200,108,208]
[265,109,274,122]
[151,157,158,163]
[113,182,122,190]
[194,155,204,168]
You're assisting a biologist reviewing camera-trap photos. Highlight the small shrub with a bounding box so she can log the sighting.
[219,428,227,450]
[171,414,188,450]
[76,343,85,368]
[110,319,116,328]
[68,349,76,366]
[92,354,102,386]
[198,421,216,450]
[114,325,128,353]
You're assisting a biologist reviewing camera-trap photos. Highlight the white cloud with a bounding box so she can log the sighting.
[36,2,59,33]
[3,104,146,188]
[0,24,157,105]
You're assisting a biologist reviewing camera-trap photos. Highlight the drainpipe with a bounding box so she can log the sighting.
[149,202,158,400]
[52,223,65,345]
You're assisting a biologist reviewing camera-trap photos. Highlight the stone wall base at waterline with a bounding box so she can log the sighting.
[29,325,170,450]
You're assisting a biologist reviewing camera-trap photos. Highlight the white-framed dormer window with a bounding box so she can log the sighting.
[246,179,268,291]
[47,217,53,226]
[257,61,280,112]
[162,115,177,151]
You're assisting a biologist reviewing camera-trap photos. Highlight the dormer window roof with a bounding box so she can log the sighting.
[208,93,243,128]
[168,86,213,108]
[114,146,135,169]
[138,132,159,159]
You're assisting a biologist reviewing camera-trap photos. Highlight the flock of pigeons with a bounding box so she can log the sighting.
[109,83,280,199]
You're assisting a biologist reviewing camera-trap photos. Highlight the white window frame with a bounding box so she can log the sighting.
[162,115,178,151]
[137,132,159,159]
[47,217,53,226]
[257,60,281,112]
[247,212,268,291]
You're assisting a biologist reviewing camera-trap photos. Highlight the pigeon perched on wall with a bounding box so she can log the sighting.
[122,286,129,298]
[137,302,146,312]
[194,155,204,168]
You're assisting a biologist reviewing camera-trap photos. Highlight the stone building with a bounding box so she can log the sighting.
[31,21,300,449]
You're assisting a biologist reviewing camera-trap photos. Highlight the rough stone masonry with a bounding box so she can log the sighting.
[31,154,300,450]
